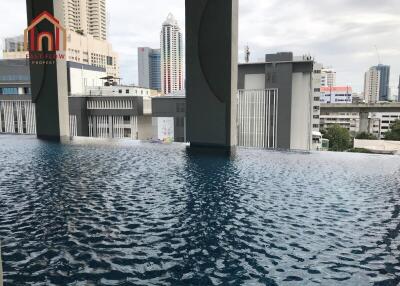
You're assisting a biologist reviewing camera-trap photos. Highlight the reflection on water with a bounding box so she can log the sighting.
[0,135,399,285]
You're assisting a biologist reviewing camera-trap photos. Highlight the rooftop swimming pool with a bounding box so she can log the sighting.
[0,135,399,285]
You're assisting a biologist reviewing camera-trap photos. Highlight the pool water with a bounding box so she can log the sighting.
[0,135,399,285]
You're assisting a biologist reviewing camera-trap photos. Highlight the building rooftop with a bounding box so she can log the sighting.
[163,13,178,26]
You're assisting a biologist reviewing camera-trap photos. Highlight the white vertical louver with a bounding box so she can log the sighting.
[237,89,279,149]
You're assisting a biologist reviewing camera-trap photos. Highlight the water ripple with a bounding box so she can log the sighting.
[0,135,399,285]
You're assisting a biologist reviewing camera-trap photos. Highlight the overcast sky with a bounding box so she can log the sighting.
[1,0,400,93]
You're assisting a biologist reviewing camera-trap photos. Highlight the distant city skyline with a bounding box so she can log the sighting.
[1,0,400,93]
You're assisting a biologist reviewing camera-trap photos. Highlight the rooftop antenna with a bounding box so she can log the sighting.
[374,45,381,65]
[245,45,250,63]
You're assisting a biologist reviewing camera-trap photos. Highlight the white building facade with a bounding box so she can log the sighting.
[320,111,360,135]
[160,13,184,95]
[320,86,353,104]
[68,62,107,95]
[312,63,322,133]
[62,0,107,40]
[368,112,400,139]
[3,31,119,78]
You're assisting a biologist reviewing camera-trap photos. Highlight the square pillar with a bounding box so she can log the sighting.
[26,0,69,140]
[186,0,238,149]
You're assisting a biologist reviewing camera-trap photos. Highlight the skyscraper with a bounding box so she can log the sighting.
[375,64,390,101]
[160,13,184,95]
[62,0,107,40]
[138,48,161,91]
[398,75,400,102]
[364,67,380,103]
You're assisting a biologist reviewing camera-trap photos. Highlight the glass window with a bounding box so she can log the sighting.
[0,87,18,95]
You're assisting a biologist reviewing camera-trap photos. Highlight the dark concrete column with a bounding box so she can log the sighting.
[359,111,370,133]
[186,0,238,149]
[26,0,69,140]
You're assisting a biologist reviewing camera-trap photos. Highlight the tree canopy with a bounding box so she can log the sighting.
[322,124,351,152]
[384,120,400,141]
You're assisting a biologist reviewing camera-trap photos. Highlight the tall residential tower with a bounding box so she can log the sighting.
[364,67,381,103]
[138,48,161,91]
[62,0,107,40]
[375,64,390,101]
[160,13,184,95]
[398,75,400,102]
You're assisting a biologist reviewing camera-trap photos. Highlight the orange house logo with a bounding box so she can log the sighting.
[24,11,67,52]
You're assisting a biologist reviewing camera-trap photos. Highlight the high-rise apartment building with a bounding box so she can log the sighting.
[160,13,184,95]
[375,64,390,101]
[138,48,161,91]
[398,75,400,102]
[364,67,381,103]
[321,68,336,87]
[62,0,107,40]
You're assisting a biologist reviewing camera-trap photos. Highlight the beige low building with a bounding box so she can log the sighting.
[3,30,119,78]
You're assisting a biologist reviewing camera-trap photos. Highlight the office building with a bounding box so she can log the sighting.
[138,47,161,91]
[70,92,183,141]
[320,111,361,135]
[0,58,159,139]
[364,67,381,103]
[321,68,336,87]
[320,86,353,104]
[369,112,400,139]
[375,64,390,102]
[66,31,118,77]
[320,103,400,138]
[237,52,318,150]
[0,59,113,135]
[364,65,391,103]
[0,59,106,95]
[62,0,107,40]
[69,93,152,139]
[3,31,119,78]
[160,13,184,94]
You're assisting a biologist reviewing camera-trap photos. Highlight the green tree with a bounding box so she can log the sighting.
[323,124,351,152]
[384,120,400,141]
[356,132,377,140]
